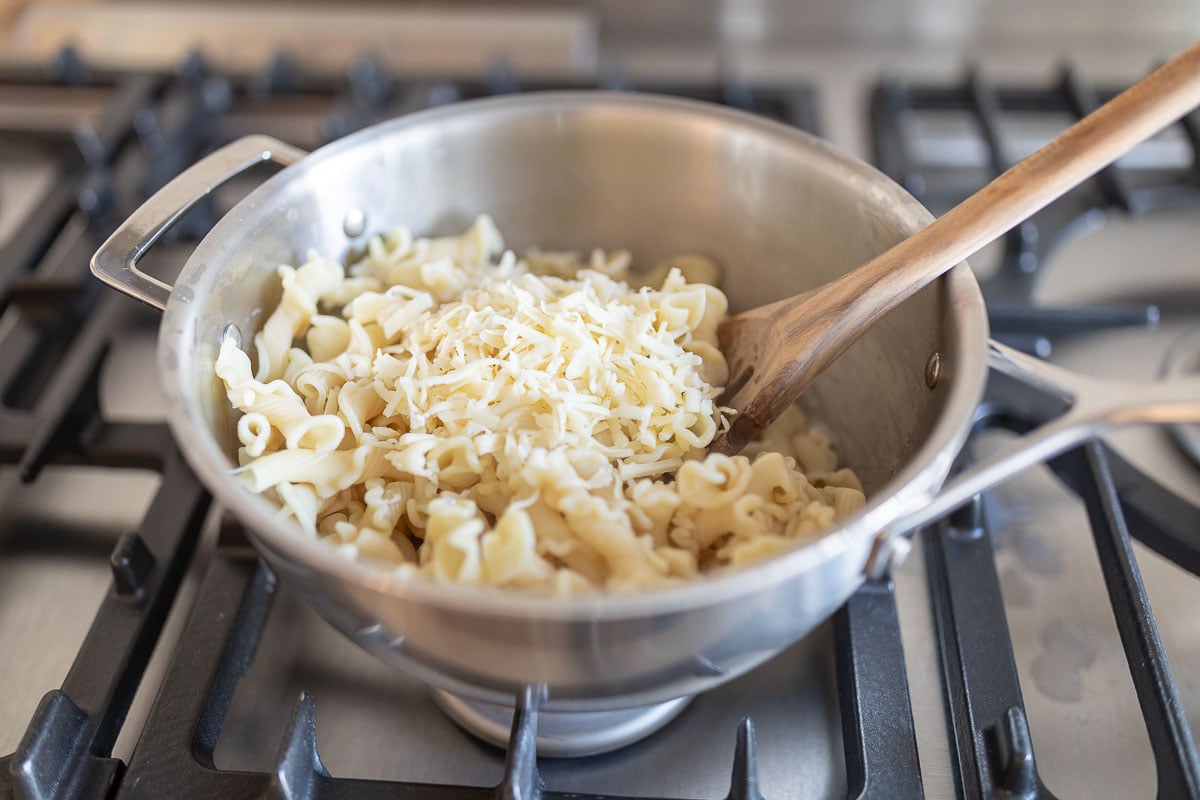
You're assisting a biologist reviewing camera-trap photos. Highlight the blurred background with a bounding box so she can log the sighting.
[2,0,1198,157]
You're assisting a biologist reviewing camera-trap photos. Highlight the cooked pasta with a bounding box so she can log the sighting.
[216,215,866,594]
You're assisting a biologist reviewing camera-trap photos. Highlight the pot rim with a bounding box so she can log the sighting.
[158,91,989,620]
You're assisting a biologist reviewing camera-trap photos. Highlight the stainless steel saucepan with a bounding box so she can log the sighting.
[91,93,1200,747]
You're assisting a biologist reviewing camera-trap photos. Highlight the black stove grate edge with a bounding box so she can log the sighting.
[104,526,925,800]
[0,454,211,800]
[922,371,1200,800]
[0,51,224,800]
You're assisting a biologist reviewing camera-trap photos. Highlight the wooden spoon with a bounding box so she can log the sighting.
[709,41,1200,456]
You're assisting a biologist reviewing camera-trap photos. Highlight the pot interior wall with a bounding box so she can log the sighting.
[186,96,962,495]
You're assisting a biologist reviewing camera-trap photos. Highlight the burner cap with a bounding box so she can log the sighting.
[431,690,692,758]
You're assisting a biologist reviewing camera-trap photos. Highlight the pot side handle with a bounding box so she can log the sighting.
[90,135,308,311]
[865,340,1200,578]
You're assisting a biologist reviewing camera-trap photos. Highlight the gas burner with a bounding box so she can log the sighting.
[1162,326,1200,466]
[430,690,693,757]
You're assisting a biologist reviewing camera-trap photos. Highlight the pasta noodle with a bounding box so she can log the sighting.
[217,215,866,594]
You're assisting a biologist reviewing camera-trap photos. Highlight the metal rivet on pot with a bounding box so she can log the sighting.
[343,208,367,237]
[221,323,242,347]
[924,351,942,389]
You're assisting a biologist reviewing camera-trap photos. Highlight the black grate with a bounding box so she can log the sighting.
[917,377,1200,800]
[870,65,1200,355]
[0,54,214,800]
[103,524,922,800]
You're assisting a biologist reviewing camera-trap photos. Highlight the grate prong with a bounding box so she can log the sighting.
[989,705,1038,798]
[110,531,156,599]
[497,686,544,800]
[267,693,330,800]
[724,717,764,800]
[8,690,121,800]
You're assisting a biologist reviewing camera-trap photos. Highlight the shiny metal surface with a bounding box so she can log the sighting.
[102,92,992,709]
[91,135,305,310]
[880,341,1200,546]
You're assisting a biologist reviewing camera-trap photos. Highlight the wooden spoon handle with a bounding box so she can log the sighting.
[793,40,1200,355]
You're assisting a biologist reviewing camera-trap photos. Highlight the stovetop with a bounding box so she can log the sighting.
[0,48,1198,800]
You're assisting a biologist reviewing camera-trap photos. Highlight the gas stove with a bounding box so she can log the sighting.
[0,46,1197,800]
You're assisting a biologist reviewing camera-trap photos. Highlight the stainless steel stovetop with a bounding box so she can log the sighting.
[0,41,1198,800]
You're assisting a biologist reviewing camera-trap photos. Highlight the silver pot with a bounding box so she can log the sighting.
[91,93,1200,752]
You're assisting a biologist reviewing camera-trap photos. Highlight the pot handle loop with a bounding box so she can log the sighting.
[865,340,1200,578]
[90,135,307,311]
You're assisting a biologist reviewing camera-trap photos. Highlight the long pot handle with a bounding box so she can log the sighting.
[91,135,308,311]
[865,340,1200,578]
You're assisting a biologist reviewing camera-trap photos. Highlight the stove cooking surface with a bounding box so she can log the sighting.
[0,50,1198,800]
[972,209,1200,798]
[214,581,843,796]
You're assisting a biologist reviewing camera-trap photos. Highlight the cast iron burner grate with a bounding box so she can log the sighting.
[870,64,1200,357]
[0,52,215,799]
[0,49,1198,800]
[922,388,1200,800]
[97,522,919,800]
